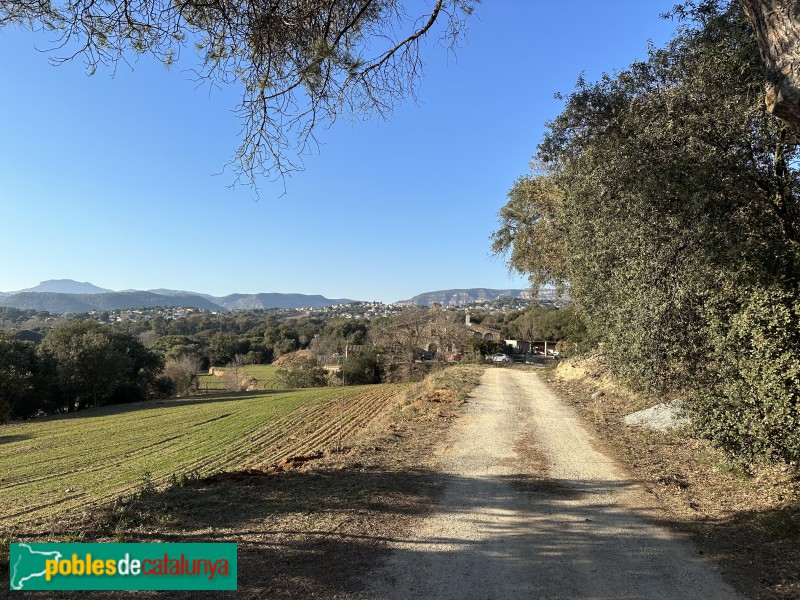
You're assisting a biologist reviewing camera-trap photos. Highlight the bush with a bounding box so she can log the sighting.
[222,357,254,392]
[150,375,177,399]
[692,287,800,464]
[163,355,202,396]
[340,348,383,385]
[276,358,328,388]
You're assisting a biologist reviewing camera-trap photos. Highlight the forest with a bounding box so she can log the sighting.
[0,300,575,422]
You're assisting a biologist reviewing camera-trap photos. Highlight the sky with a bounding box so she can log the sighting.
[0,1,680,304]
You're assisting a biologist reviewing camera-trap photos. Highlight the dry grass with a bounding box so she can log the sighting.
[546,356,800,600]
[0,366,483,599]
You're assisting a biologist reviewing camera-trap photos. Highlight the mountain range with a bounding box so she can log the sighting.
[0,280,353,314]
[398,287,563,307]
[0,280,551,314]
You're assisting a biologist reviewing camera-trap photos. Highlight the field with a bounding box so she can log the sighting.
[0,383,404,527]
[197,364,286,392]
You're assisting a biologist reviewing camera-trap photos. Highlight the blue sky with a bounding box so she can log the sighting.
[0,1,679,303]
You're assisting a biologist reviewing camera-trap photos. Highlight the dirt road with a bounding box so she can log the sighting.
[365,368,743,600]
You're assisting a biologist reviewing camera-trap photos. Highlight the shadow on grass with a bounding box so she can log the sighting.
[3,390,291,427]
[0,434,31,445]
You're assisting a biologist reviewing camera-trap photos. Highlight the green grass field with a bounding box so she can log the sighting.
[197,364,285,392]
[0,384,402,527]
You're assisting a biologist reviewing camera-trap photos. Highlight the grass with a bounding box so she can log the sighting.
[0,364,488,597]
[0,383,404,527]
[197,364,286,392]
[241,364,285,389]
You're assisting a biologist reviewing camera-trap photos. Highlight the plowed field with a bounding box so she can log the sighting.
[0,384,403,526]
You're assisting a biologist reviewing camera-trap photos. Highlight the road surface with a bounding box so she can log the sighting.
[365,368,742,600]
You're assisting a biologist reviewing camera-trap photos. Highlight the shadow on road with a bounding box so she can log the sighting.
[5,461,789,599]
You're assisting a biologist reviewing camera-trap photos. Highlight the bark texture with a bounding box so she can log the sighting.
[742,0,800,131]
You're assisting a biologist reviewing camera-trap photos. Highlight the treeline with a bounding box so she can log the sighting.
[0,321,164,421]
[0,306,484,421]
[494,1,800,463]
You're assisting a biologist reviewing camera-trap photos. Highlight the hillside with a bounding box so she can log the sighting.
[215,292,353,310]
[13,279,113,295]
[0,280,354,313]
[399,287,569,306]
[0,291,224,313]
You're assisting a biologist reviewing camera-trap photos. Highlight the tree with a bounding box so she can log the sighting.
[426,308,470,360]
[222,354,254,391]
[39,321,162,409]
[276,358,328,388]
[340,347,383,385]
[0,0,473,187]
[506,305,587,346]
[741,0,800,132]
[493,1,800,462]
[371,307,430,379]
[164,353,203,396]
[0,335,43,422]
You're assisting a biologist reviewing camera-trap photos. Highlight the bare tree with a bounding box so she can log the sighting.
[164,354,202,396]
[427,307,470,360]
[1,0,474,187]
[222,354,253,391]
[371,307,431,379]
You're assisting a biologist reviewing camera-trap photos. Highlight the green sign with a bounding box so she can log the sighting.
[9,543,237,591]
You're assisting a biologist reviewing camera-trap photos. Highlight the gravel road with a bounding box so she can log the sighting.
[365,367,743,600]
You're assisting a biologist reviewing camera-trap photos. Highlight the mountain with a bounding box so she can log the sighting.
[0,292,224,314]
[398,288,533,307]
[146,288,219,302]
[0,281,354,314]
[13,279,113,295]
[214,293,353,310]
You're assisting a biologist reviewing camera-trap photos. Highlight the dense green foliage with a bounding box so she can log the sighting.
[0,335,41,422]
[340,348,384,385]
[40,321,163,410]
[276,359,329,388]
[0,323,163,418]
[504,305,587,350]
[494,1,800,462]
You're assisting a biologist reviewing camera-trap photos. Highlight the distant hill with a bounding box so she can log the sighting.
[0,280,354,314]
[13,279,113,295]
[397,288,566,307]
[398,288,533,307]
[214,293,353,310]
[145,288,219,302]
[0,292,224,314]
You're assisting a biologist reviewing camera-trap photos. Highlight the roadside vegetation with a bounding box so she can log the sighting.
[547,357,800,599]
[494,0,800,466]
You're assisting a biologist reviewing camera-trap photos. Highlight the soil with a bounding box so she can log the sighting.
[546,357,800,600]
[363,367,742,599]
[4,363,796,599]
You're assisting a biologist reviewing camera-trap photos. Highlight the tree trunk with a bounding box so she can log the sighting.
[742,0,800,131]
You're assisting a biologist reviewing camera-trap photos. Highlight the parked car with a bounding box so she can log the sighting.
[490,353,511,363]
[449,352,464,362]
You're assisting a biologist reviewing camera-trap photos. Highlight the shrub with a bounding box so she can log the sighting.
[276,358,328,388]
[692,287,800,464]
[340,348,384,385]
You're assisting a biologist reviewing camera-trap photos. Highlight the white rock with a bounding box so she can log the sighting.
[623,401,690,432]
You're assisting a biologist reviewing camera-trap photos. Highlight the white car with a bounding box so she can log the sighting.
[491,353,511,363]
